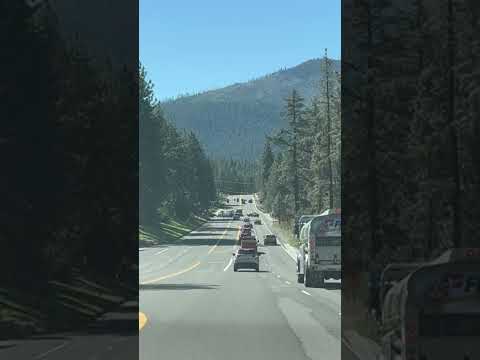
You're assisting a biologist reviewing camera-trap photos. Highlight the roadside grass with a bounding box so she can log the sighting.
[0,269,136,338]
[139,210,213,247]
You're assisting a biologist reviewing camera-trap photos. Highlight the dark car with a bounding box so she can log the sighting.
[254,219,261,225]
[264,234,277,246]
[248,199,253,203]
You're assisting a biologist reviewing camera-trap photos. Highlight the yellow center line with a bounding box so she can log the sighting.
[139,312,148,331]
[207,220,232,254]
[141,261,201,284]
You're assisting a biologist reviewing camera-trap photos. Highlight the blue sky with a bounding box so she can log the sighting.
[140,0,340,101]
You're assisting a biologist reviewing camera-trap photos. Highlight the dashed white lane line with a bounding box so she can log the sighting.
[223,257,234,271]
[155,248,168,255]
[301,290,312,296]
[34,341,69,359]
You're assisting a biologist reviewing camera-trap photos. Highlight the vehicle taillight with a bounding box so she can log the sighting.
[309,234,315,251]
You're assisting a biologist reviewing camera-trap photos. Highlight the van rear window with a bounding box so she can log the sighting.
[315,236,341,246]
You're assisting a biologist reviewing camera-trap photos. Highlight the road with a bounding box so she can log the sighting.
[0,308,138,360]
[140,194,353,360]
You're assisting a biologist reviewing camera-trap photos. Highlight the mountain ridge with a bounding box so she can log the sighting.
[160,58,340,160]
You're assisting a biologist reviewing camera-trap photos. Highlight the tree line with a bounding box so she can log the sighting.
[140,66,216,226]
[342,0,480,268]
[211,159,257,195]
[260,51,341,221]
[1,1,137,290]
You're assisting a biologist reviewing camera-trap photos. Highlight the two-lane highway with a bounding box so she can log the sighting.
[140,194,343,360]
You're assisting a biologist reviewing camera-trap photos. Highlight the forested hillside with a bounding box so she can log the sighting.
[139,66,216,227]
[161,58,340,161]
[212,159,258,194]
[259,53,341,220]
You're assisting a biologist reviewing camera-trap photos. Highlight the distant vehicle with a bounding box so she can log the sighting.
[297,208,341,287]
[247,212,259,217]
[235,209,243,216]
[233,214,240,220]
[233,248,263,272]
[243,217,250,223]
[380,248,480,360]
[226,199,229,203]
[242,199,246,204]
[263,234,277,246]
[248,199,253,203]
[240,237,258,251]
[254,219,261,225]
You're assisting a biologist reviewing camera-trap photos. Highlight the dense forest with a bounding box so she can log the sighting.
[211,159,258,194]
[260,52,341,221]
[139,66,216,226]
[1,1,137,333]
[342,0,480,268]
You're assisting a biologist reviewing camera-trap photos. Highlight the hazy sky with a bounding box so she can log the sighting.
[140,0,340,101]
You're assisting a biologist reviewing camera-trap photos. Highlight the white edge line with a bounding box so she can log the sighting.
[301,290,312,296]
[223,257,234,272]
[155,248,168,255]
[252,196,297,263]
[34,341,69,359]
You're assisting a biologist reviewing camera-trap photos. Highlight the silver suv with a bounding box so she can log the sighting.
[233,248,263,272]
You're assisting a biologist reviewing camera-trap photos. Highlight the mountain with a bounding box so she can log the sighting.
[160,58,340,161]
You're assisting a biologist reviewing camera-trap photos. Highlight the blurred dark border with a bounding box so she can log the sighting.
[342,0,480,359]
[0,0,138,356]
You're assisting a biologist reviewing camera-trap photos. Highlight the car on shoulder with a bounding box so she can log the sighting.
[263,234,277,246]
[254,219,261,225]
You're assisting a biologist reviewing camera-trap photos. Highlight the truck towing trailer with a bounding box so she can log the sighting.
[297,208,341,287]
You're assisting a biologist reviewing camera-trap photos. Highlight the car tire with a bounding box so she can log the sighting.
[255,266,259,272]
[297,274,304,283]
[304,269,312,287]
[234,266,237,272]
[317,273,325,288]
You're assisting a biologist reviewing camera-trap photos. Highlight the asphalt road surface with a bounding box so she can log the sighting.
[140,194,349,360]
[0,318,138,360]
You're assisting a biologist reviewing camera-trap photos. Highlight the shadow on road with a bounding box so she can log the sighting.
[174,238,238,246]
[201,226,239,232]
[205,218,239,222]
[139,283,220,291]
